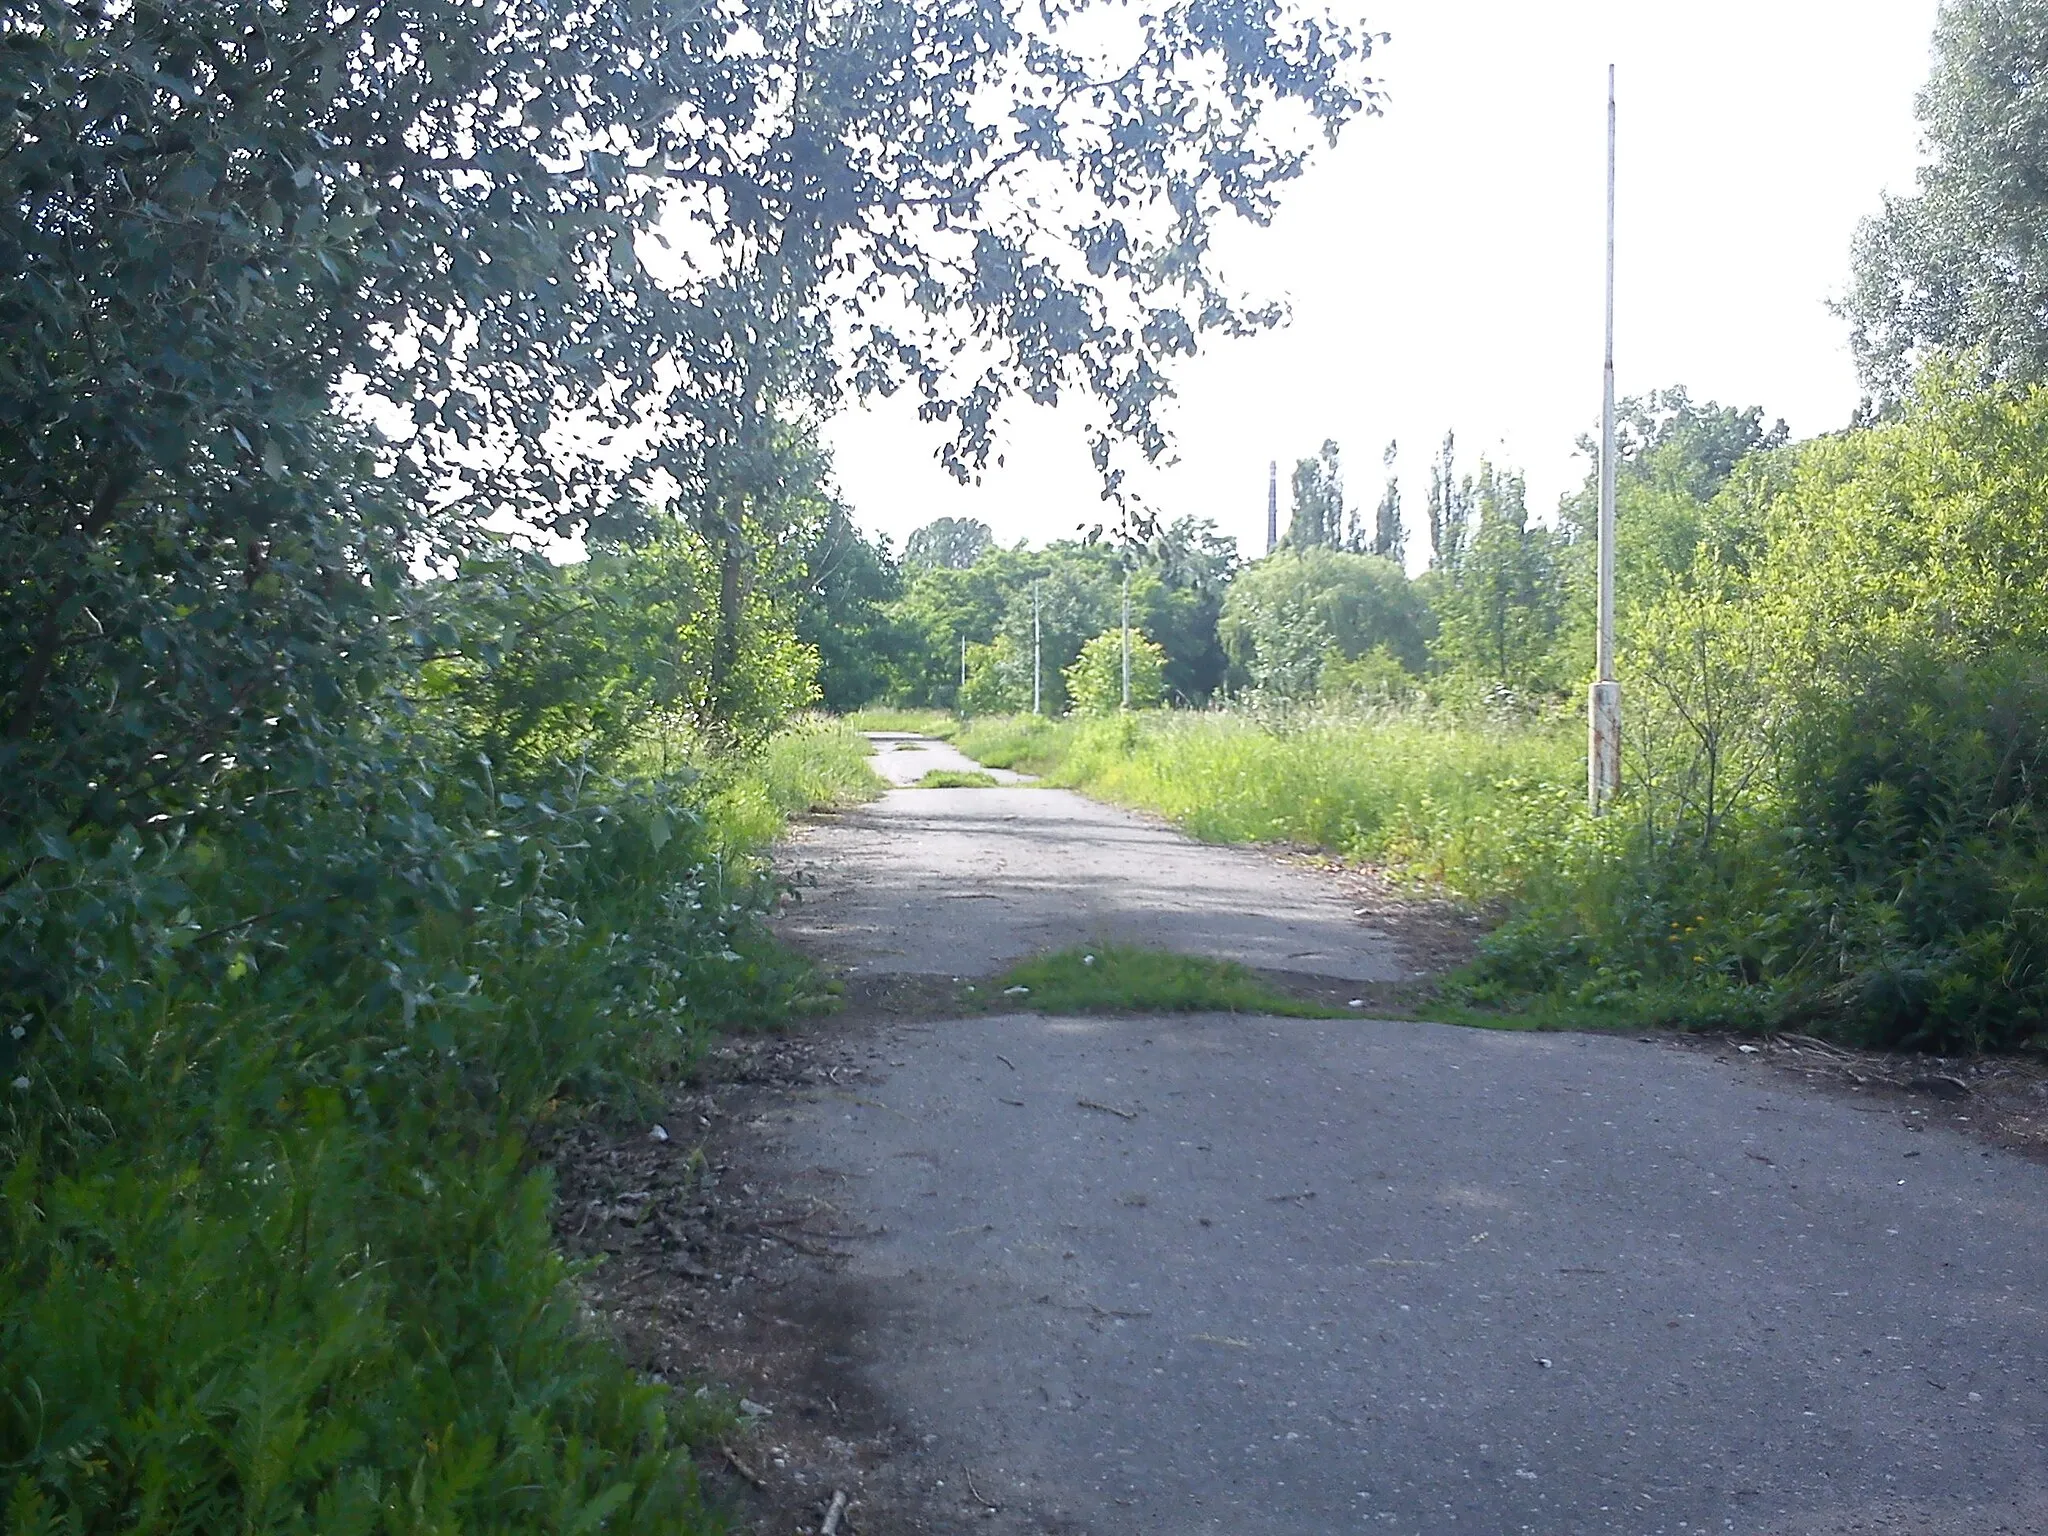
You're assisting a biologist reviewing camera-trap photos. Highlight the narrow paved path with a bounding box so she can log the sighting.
[760,736,2048,1535]
[779,738,1406,982]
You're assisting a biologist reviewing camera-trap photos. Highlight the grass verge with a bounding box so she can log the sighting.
[957,709,1580,898]
[708,715,881,848]
[992,945,1349,1018]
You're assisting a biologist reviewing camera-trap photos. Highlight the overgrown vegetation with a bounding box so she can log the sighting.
[961,367,2048,1055]
[1,0,1379,1526]
[994,945,1347,1018]
[844,708,958,739]
[960,710,1578,896]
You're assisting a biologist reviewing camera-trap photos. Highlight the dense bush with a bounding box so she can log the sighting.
[0,623,870,1530]
[1467,375,2048,1052]
[1065,631,1167,714]
[0,723,801,1531]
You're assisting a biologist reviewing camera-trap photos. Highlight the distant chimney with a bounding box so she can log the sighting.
[1265,460,1278,554]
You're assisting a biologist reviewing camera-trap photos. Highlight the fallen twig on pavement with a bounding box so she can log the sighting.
[1077,1098,1137,1120]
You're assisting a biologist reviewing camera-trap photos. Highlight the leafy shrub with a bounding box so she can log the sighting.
[1065,630,1166,714]
[0,699,847,1531]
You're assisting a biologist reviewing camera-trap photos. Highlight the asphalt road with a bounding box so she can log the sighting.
[760,738,2048,1535]
[778,736,1407,983]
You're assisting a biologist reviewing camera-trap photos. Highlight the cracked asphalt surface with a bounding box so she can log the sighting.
[760,737,2048,1534]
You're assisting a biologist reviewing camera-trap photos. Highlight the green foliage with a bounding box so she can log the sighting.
[704,718,883,850]
[1426,461,1570,699]
[795,509,907,714]
[1844,0,2048,400]
[904,518,995,572]
[952,713,1071,775]
[887,530,1236,712]
[844,708,957,739]
[1464,373,2048,1052]
[1284,440,1347,550]
[1065,630,1167,714]
[0,717,824,1532]
[1221,546,1432,700]
[958,709,1582,896]
[994,945,1346,1017]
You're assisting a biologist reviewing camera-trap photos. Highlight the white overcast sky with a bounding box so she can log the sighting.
[821,0,1944,564]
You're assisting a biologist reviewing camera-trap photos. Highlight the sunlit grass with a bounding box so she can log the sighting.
[708,716,881,849]
[958,707,1582,898]
[844,706,957,738]
[915,768,998,788]
[992,944,1347,1017]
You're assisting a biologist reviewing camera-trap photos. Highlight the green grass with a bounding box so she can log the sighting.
[844,706,957,738]
[956,708,1582,898]
[915,768,999,788]
[0,713,882,1535]
[708,715,882,848]
[992,944,1349,1017]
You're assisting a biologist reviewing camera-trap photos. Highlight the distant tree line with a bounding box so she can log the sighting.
[818,388,1791,716]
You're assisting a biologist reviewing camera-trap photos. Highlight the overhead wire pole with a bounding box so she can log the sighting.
[1589,63,1621,814]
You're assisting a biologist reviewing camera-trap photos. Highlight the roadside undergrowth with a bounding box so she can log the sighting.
[1,717,868,1534]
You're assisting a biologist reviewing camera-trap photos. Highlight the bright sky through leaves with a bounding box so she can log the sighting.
[826,0,1943,561]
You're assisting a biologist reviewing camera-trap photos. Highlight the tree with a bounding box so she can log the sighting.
[1369,439,1405,563]
[904,517,996,571]
[1285,440,1345,549]
[795,508,907,712]
[1140,517,1237,702]
[2,0,1383,876]
[1424,432,1470,569]
[1842,0,2048,400]
[1546,387,1792,681]
[1220,545,1431,696]
[1428,460,1567,695]
[1066,629,1166,713]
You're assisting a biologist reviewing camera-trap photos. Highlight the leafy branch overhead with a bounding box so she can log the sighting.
[0,0,1380,890]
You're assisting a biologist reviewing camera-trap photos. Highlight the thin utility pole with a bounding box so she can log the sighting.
[1032,580,1042,715]
[1121,567,1132,710]
[1265,461,1278,555]
[1589,63,1622,814]
[959,633,967,700]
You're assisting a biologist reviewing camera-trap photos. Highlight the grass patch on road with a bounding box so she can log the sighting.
[993,945,1350,1018]
[846,706,957,738]
[916,769,999,788]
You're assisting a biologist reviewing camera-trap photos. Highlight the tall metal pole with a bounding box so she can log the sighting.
[1266,461,1279,555]
[1032,580,1042,715]
[1121,567,1132,710]
[959,633,967,701]
[1589,64,1622,814]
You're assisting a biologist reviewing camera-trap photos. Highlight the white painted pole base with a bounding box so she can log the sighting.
[1589,680,1621,814]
